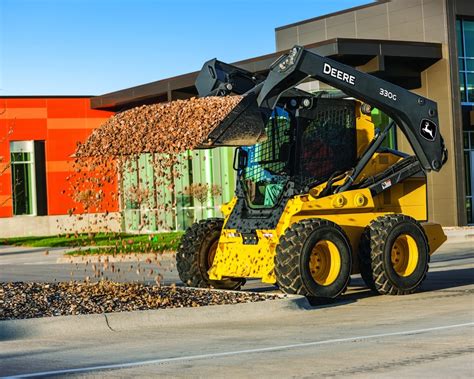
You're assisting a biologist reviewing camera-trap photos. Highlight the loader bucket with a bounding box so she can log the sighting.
[197,92,265,148]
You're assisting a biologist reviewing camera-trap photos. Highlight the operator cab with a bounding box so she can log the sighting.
[235,97,357,211]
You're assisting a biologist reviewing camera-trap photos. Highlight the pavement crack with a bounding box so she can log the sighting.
[103,313,116,332]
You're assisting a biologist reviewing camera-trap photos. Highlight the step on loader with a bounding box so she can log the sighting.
[177,46,448,298]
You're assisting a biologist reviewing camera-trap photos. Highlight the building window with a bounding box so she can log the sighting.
[9,141,47,216]
[457,19,474,104]
[464,130,474,224]
[457,18,474,224]
[10,141,37,215]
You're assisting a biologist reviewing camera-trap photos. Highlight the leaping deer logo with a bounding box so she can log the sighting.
[420,119,436,141]
[422,122,434,139]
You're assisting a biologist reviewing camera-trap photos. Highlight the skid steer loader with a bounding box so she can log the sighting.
[177,46,448,298]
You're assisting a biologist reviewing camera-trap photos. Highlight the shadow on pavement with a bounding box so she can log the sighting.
[421,267,474,292]
[0,322,28,342]
[431,251,473,263]
[244,266,473,308]
[0,247,65,257]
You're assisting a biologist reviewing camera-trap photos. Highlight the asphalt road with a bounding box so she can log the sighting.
[0,232,473,377]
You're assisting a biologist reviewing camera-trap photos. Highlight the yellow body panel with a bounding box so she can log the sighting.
[208,106,446,284]
[210,228,278,283]
[355,109,375,157]
[422,222,448,254]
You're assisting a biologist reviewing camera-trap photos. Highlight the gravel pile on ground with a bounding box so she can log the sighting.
[0,281,278,320]
[76,96,242,157]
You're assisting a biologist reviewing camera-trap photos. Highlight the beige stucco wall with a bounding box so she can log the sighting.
[0,213,122,238]
[276,0,447,50]
[275,0,460,225]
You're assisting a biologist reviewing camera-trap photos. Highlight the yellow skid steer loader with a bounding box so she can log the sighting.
[177,46,448,298]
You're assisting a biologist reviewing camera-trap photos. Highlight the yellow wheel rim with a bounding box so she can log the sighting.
[309,240,341,286]
[391,234,419,277]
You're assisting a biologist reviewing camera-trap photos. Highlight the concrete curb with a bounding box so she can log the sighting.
[0,294,310,341]
[443,227,474,243]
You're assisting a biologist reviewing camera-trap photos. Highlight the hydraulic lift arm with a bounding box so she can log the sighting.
[195,58,315,103]
[195,59,263,97]
[257,46,448,172]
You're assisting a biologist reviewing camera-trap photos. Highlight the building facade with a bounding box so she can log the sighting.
[0,97,116,236]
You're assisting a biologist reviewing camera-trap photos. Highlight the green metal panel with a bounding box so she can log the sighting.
[121,148,238,231]
[175,152,194,230]
[140,154,157,231]
[122,159,140,231]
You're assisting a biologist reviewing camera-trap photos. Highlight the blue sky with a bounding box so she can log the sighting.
[0,0,371,96]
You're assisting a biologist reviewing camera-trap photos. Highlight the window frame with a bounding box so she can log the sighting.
[458,18,474,105]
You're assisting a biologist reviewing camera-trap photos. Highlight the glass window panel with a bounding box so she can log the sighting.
[11,153,22,162]
[467,59,474,72]
[460,73,467,102]
[457,19,464,57]
[464,132,470,149]
[470,132,474,147]
[11,162,33,215]
[464,20,474,57]
[467,73,474,102]
[467,198,472,225]
[459,58,465,70]
[11,152,31,162]
[465,151,471,196]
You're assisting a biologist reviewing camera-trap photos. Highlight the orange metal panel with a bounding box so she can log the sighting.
[46,98,87,118]
[2,98,48,108]
[46,172,118,215]
[46,160,74,172]
[47,118,88,129]
[0,194,10,205]
[7,119,48,140]
[0,108,47,119]
[46,172,79,215]
[46,129,94,160]
[0,205,13,217]
[86,118,108,129]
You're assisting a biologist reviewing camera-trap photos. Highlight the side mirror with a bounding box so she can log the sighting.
[233,148,248,171]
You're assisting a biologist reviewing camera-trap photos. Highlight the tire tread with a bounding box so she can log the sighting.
[358,214,430,295]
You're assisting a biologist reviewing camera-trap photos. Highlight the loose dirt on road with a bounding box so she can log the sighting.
[0,281,277,320]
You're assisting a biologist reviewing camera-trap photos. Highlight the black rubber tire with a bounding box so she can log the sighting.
[176,218,244,290]
[358,214,430,295]
[275,219,352,298]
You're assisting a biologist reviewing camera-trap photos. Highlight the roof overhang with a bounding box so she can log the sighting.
[91,38,442,111]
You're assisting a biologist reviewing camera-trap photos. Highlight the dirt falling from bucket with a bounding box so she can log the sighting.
[62,95,242,284]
